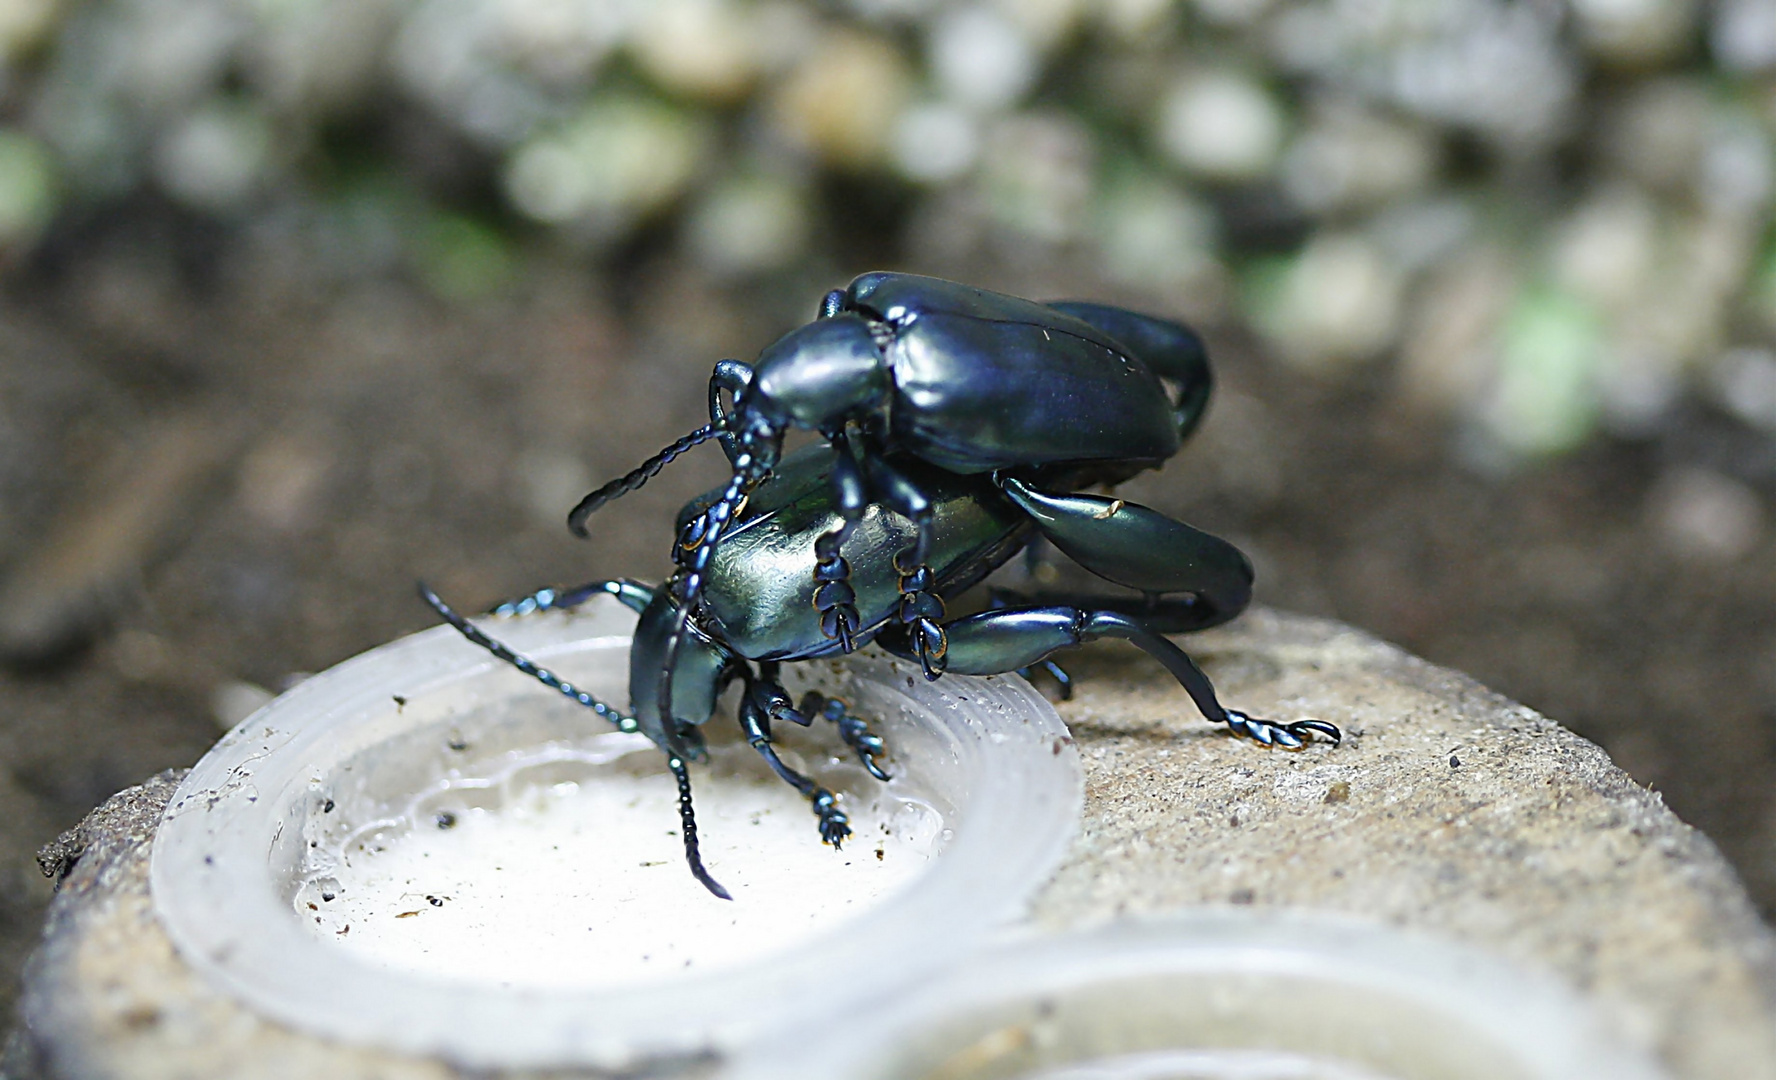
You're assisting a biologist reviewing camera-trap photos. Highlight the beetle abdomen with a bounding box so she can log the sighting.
[887,311,1181,474]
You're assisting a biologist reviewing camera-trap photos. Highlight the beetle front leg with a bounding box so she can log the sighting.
[738,668,853,847]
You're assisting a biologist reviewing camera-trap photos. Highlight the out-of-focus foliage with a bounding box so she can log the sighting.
[6,0,1776,459]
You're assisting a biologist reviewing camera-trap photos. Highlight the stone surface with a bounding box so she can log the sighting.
[5,610,1774,1079]
[3,773,458,1080]
[1030,608,1776,1080]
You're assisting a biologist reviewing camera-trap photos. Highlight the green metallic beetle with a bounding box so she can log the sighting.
[424,274,1339,897]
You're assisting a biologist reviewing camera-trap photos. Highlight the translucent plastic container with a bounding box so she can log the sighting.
[731,913,1670,1080]
[149,598,1083,1071]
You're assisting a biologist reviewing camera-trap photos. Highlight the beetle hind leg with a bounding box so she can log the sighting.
[1225,710,1343,749]
[885,597,1339,749]
[1018,659,1074,701]
[988,589,1072,699]
[996,476,1253,627]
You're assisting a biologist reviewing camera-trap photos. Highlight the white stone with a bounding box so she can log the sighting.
[1709,346,1776,431]
[1645,466,1767,562]
[1551,184,1660,314]
[976,112,1095,244]
[1280,102,1440,213]
[927,5,1038,112]
[1712,0,1776,71]
[683,173,810,273]
[503,100,709,232]
[629,0,761,102]
[1155,69,1284,183]
[153,100,271,211]
[1093,174,1219,293]
[1261,231,1405,371]
[1571,0,1698,65]
[891,102,979,183]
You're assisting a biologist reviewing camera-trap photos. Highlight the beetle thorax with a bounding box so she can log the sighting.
[749,313,889,430]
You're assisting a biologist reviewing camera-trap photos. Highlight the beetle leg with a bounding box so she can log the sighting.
[812,431,868,650]
[1015,659,1074,701]
[708,360,754,467]
[985,588,1074,699]
[738,672,852,847]
[996,476,1253,628]
[487,579,654,618]
[799,691,891,781]
[865,454,948,680]
[420,583,732,898]
[882,600,1339,749]
[988,586,1228,635]
[889,552,947,681]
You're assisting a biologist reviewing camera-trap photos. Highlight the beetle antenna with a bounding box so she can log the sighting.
[420,582,731,899]
[655,448,773,745]
[668,753,731,899]
[567,423,723,538]
[420,581,640,733]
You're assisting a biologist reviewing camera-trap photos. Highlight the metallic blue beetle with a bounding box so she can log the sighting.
[424,273,1339,897]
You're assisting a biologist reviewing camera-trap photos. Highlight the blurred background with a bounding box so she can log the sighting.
[2,0,1775,1017]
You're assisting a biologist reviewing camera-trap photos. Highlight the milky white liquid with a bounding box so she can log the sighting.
[298,738,943,991]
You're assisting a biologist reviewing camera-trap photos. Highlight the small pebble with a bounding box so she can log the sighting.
[1646,467,1766,562]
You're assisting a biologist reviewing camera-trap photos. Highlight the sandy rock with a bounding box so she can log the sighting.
[5,610,1773,1078]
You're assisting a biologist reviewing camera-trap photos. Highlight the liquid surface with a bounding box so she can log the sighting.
[298,739,942,991]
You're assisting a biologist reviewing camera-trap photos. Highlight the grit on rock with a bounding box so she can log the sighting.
[5,611,1772,1079]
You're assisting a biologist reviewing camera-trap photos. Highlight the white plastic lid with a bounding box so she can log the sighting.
[732,912,1670,1080]
[150,598,1082,1071]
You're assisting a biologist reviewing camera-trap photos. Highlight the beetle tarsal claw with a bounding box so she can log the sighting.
[1223,709,1341,749]
[800,692,893,780]
[813,552,862,651]
[812,790,851,847]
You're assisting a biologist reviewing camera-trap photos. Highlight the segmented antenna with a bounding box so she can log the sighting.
[668,754,730,899]
[419,582,730,899]
[567,423,722,538]
[655,454,770,742]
